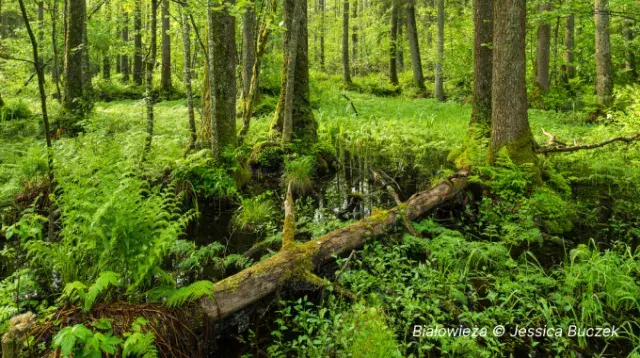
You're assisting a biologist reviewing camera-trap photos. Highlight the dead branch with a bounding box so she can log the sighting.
[342,94,359,116]
[536,132,640,153]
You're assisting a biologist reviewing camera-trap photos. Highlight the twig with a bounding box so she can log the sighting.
[342,94,358,116]
[536,133,640,153]
[334,250,355,283]
[541,128,567,146]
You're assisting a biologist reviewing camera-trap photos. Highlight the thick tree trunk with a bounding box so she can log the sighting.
[272,0,317,143]
[161,0,171,91]
[434,0,445,101]
[210,0,237,150]
[181,9,196,151]
[63,0,85,113]
[490,0,539,176]
[469,0,493,135]
[389,0,399,85]
[406,0,426,95]
[121,13,130,82]
[133,0,143,85]
[198,170,470,321]
[397,17,404,72]
[242,5,257,104]
[564,14,575,79]
[595,0,613,107]
[535,2,551,93]
[206,1,217,158]
[342,0,352,84]
[282,0,303,144]
[143,0,158,156]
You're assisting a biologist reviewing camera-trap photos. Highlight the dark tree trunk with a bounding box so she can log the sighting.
[469,0,492,135]
[210,0,237,149]
[181,9,196,150]
[624,19,637,82]
[121,12,130,82]
[397,16,404,72]
[564,14,575,79]
[133,0,143,85]
[242,5,257,104]
[389,0,399,85]
[490,0,539,176]
[342,0,352,84]
[282,0,303,144]
[80,0,92,101]
[143,0,158,156]
[63,0,85,113]
[434,0,444,100]
[102,0,111,80]
[595,0,613,107]
[161,0,171,91]
[535,2,551,93]
[51,0,63,100]
[406,0,426,94]
[272,0,317,143]
[38,1,44,53]
[352,0,358,72]
[319,0,325,71]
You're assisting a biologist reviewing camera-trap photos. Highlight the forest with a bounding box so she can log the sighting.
[1,0,640,356]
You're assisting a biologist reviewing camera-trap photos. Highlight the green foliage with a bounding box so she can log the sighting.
[0,99,32,121]
[148,280,214,308]
[60,271,120,312]
[173,150,238,198]
[232,193,276,232]
[284,156,315,194]
[52,323,123,357]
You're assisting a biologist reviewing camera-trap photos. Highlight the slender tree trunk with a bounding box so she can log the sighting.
[51,0,63,100]
[161,0,171,91]
[389,0,399,85]
[80,0,92,101]
[564,14,575,79]
[490,0,539,177]
[143,0,158,156]
[102,0,111,80]
[342,0,352,84]
[38,2,45,54]
[121,13,130,82]
[319,0,325,71]
[63,0,85,114]
[282,0,303,144]
[206,0,218,158]
[352,0,358,73]
[210,0,237,150]
[406,0,426,95]
[535,2,551,92]
[595,0,613,107]
[181,9,196,150]
[133,0,143,85]
[397,16,404,72]
[434,0,444,101]
[272,0,317,143]
[469,0,493,135]
[624,19,637,82]
[242,5,257,104]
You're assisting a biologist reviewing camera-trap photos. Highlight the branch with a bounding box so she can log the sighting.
[536,133,640,153]
[342,94,359,116]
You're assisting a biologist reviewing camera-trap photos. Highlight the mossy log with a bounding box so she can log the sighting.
[199,169,470,321]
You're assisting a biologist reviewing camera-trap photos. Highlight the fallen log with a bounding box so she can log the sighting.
[198,169,470,321]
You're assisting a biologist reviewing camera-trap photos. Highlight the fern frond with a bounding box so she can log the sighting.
[84,271,120,312]
[164,281,214,308]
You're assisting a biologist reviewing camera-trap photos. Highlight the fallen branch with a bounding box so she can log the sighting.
[342,94,358,116]
[536,133,640,153]
[370,168,420,237]
[198,169,470,321]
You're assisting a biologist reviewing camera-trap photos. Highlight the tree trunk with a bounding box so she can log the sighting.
[133,0,143,85]
[389,0,399,85]
[351,0,358,73]
[198,170,470,321]
[434,0,444,101]
[406,0,426,94]
[469,0,492,135]
[206,1,217,158]
[534,2,551,93]
[102,0,111,80]
[595,0,613,107]
[210,0,237,150]
[397,16,404,72]
[490,0,539,176]
[342,0,352,84]
[564,14,575,79]
[319,0,325,71]
[51,0,63,100]
[143,0,158,156]
[242,5,257,105]
[282,0,303,144]
[181,9,196,151]
[272,0,317,143]
[161,0,171,91]
[624,19,637,82]
[121,12,130,82]
[63,0,85,114]
[80,0,92,101]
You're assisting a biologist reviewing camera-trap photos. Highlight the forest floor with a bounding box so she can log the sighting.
[2,77,640,357]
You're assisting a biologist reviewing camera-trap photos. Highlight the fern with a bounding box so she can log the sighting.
[84,271,120,312]
[160,281,214,308]
[123,317,158,358]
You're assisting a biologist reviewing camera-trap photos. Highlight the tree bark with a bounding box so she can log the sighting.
[198,170,470,322]
[242,5,257,105]
[63,0,85,114]
[181,8,196,151]
[133,0,143,85]
[406,0,426,95]
[102,0,111,80]
[319,0,325,71]
[51,0,63,99]
[272,0,317,143]
[595,0,613,107]
[161,0,172,91]
[624,19,637,82]
[490,0,539,176]
[342,0,352,84]
[564,14,575,79]
[282,0,303,144]
[121,11,130,82]
[389,0,399,85]
[535,2,551,93]
[210,0,237,150]
[351,0,358,72]
[469,0,492,135]
[80,0,92,102]
[206,0,217,158]
[434,0,444,101]
[143,0,158,156]
[397,15,404,72]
